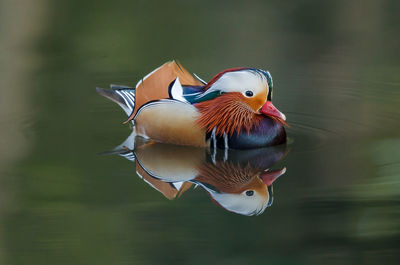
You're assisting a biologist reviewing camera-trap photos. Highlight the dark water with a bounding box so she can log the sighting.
[1,0,400,264]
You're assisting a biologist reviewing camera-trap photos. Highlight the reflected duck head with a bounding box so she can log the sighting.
[195,161,286,216]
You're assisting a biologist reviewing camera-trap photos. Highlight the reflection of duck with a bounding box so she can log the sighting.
[97,61,287,149]
[106,133,288,216]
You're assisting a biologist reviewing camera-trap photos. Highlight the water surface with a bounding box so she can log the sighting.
[1,0,399,264]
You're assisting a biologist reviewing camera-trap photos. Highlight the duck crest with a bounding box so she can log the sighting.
[195,92,264,136]
[202,67,248,91]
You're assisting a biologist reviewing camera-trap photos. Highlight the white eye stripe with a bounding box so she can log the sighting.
[206,70,271,102]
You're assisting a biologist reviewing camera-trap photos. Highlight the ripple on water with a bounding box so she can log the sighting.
[284,111,348,153]
[280,73,400,154]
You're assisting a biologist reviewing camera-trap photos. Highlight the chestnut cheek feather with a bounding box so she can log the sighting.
[195,92,263,136]
[196,162,262,193]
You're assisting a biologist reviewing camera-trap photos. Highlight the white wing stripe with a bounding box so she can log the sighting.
[115,90,135,111]
[119,151,136,162]
[120,91,134,106]
[170,78,188,103]
[122,91,135,107]
[115,90,129,106]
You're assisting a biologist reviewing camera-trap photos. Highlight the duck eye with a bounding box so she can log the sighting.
[245,190,254,196]
[245,91,254,97]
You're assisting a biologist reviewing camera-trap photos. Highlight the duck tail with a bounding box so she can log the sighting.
[98,131,136,162]
[96,84,136,117]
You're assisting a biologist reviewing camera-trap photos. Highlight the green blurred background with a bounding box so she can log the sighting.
[1,0,400,264]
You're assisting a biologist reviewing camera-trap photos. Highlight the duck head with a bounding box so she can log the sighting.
[192,68,287,137]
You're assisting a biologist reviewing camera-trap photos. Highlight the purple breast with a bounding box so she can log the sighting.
[216,116,286,149]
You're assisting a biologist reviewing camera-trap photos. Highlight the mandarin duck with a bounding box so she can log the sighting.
[104,132,288,216]
[97,61,287,149]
